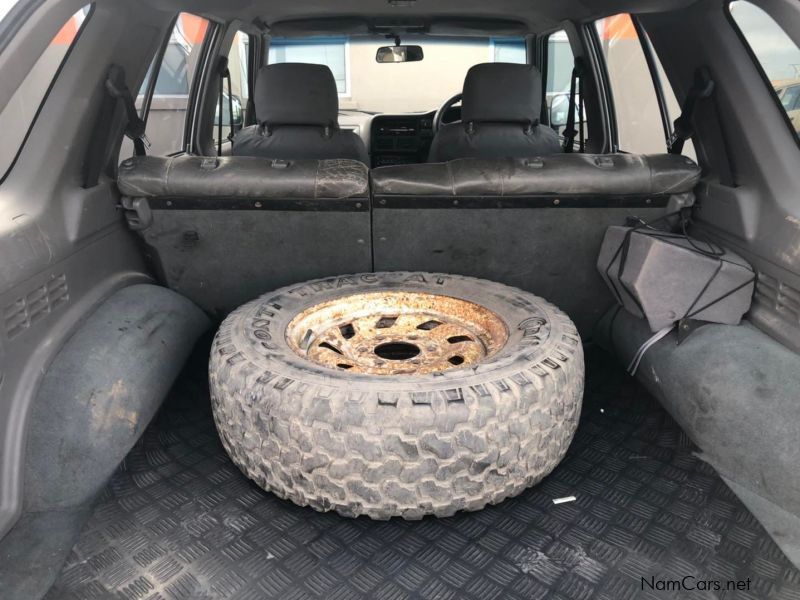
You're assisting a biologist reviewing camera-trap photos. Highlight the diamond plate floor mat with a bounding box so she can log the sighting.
[48,346,800,600]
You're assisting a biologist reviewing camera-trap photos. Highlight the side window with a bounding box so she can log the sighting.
[595,14,667,154]
[729,0,800,139]
[269,38,349,96]
[142,13,210,156]
[545,30,578,136]
[0,5,92,180]
[491,38,526,63]
[214,31,250,147]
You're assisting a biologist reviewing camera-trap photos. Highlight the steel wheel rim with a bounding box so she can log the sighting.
[285,291,509,375]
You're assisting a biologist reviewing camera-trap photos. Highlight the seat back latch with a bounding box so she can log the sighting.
[120,197,152,231]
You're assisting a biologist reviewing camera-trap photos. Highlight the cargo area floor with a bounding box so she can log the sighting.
[48,344,800,600]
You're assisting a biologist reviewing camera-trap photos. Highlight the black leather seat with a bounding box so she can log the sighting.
[371,153,702,336]
[116,155,372,314]
[233,63,369,164]
[428,63,561,163]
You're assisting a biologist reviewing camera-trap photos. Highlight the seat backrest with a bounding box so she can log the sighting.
[428,63,561,162]
[232,63,368,164]
[117,155,371,315]
[370,153,701,336]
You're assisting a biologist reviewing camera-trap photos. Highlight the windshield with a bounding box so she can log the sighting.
[268,36,526,114]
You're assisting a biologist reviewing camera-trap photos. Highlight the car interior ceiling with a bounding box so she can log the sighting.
[1,0,800,597]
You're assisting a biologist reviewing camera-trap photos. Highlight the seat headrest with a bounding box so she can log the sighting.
[461,63,543,126]
[254,63,339,128]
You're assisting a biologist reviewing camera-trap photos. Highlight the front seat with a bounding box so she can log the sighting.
[233,63,369,164]
[428,63,561,163]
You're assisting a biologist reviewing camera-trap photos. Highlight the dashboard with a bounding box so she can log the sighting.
[339,107,461,168]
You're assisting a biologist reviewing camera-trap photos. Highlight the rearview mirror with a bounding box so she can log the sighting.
[376,45,424,63]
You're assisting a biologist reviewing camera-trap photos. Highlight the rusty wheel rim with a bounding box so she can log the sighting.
[285,291,509,375]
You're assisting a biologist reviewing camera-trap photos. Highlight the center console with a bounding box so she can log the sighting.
[370,112,435,167]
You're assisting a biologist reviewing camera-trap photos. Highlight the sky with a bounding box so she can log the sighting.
[0,0,19,24]
[730,0,800,82]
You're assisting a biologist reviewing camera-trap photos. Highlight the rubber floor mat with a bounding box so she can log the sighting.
[48,346,800,600]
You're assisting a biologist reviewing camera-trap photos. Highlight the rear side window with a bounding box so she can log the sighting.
[214,31,250,148]
[729,0,800,139]
[0,5,92,181]
[142,13,210,156]
[640,29,697,160]
[546,30,574,96]
[545,30,581,137]
[595,14,666,154]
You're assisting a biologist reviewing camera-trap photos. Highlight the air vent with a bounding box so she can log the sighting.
[4,274,69,339]
[755,273,800,325]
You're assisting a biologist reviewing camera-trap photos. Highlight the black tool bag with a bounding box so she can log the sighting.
[597,212,755,336]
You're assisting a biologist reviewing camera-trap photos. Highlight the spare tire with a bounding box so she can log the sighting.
[210,272,583,519]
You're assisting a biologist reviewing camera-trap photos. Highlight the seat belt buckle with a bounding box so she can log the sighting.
[668,118,692,151]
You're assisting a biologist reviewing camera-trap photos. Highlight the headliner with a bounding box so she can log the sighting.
[140,0,700,35]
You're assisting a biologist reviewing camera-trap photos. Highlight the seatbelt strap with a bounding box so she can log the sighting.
[217,75,224,156]
[217,57,233,157]
[668,66,714,155]
[244,98,256,126]
[563,57,585,153]
[227,70,234,142]
[104,64,148,156]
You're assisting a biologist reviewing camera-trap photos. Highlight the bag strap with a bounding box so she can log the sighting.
[104,64,148,156]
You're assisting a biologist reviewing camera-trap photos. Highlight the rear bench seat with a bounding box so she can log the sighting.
[370,154,701,336]
[117,155,371,315]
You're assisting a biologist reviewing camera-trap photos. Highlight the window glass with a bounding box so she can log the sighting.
[729,0,800,137]
[267,36,527,114]
[545,30,580,137]
[269,38,349,95]
[596,14,667,153]
[214,31,250,148]
[142,13,209,156]
[640,30,696,160]
[546,30,574,94]
[779,85,800,111]
[153,43,191,95]
[0,5,91,180]
[231,31,251,106]
[492,38,526,63]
